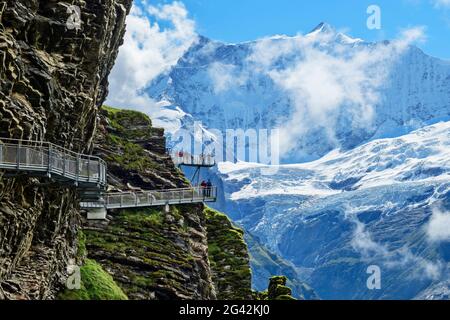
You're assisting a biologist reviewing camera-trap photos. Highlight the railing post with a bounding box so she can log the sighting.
[98,160,101,184]
[0,143,3,163]
[75,155,79,184]
[16,142,21,170]
[48,144,52,175]
[87,158,90,182]
[120,194,123,208]
[62,151,66,176]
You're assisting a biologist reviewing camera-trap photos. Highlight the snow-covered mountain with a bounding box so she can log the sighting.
[147,23,450,163]
[146,23,450,299]
[211,122,450,299]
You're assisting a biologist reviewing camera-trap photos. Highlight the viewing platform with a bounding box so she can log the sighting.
[80,186,217,219]
[80,186,217,210]
[171,151,216,168]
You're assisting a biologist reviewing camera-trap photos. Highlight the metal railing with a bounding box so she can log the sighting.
[171,152,215,167]
[0,138,107,187]
[80,186,217,209]
[0,138,217,211]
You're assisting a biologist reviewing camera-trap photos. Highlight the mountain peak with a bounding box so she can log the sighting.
[307,22,364,44]
[309,22,336,34]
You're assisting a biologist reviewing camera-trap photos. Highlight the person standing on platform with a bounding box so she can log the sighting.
[200,180,207,198]
[206,179,212,197]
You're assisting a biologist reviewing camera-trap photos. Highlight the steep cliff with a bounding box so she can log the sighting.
[0,0,132,299]
[79,106,253,300]
[246,233,319,300]
[205,207,253,300]
[0,0,286,301]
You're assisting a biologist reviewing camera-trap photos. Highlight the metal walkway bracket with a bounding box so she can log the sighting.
[171,151,216,186]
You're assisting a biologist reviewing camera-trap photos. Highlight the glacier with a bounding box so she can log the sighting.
[145,23,450,299]
[211,122,450,299]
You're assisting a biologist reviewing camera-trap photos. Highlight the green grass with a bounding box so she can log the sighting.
[82,206,204,298]
[77,230,87,261]
[102,105,121,114]
[58,259,128,300]
[106,137,159,171]
[102,105,153,140]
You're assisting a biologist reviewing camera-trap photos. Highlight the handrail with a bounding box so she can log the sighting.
[105,186,214,196]
[80,186,217,209]
[0,137,107,187]
[0,137,106,166]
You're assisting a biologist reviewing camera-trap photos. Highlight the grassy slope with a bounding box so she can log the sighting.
[58,232,128,300]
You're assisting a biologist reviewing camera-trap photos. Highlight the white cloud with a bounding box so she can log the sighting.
[427,207,450,242]
[106,1,197,114]
[346,207,442,280]
[246,26,427,156]
[433,0,450,8]
[208,62,248,93]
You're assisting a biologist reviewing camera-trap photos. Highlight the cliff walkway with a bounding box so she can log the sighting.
[0,138,216,219]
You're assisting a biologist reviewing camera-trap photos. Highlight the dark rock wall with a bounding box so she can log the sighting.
[0,0,132,299]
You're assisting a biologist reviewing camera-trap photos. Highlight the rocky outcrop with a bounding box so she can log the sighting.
[260,276,296,300]
[93,106,188,191]
[0,0,132,299]
[205,207,253,300]
[83,107,216,300]
[246,233,319,300]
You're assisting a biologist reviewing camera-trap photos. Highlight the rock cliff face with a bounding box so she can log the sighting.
[204,207,253,300]
[0,0,132,299]
[84,107,216,300]
[81,107,253,300]
[0,1,263,300]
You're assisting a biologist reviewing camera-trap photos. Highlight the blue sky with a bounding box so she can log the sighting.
[144,0,450,60]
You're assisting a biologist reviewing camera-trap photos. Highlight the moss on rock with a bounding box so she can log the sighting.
[205,207,253,300]
[84,205,215,300]
[103,105,153,140]
[58,259,128,300]
[95,106,187,190]
[255,276,296,300]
